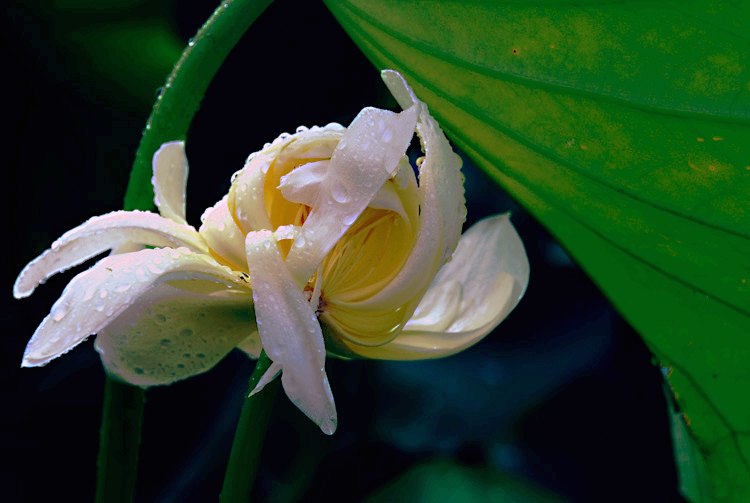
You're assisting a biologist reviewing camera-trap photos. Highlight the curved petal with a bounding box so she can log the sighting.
[275,127,342,165]
[96,282,254,386]
[14,211,208,298]
[199,195,248,272]
[359,70,466,309]
[228,152,274,233]
[152,141,188,224]
[21,247,249,370]
[281,156,416,226]
[230,125,345,234]
[278,160,329,206]
[245,229,337,435]
[343,214,529,360]
[285,104,418,287]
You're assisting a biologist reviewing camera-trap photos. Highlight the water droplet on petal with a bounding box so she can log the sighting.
[330,179,350,203]
[83,286,96,301]
[147,263,164,275]
[114,284,131,293]
[52,307,67,322]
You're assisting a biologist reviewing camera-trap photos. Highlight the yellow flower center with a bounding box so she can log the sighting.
[221,130,422,348]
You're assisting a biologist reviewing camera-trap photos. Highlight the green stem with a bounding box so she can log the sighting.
[124,0,275,211]
[221,352,280,502]
[95,377,146,503]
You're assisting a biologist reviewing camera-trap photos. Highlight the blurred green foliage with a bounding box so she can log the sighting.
[367,459,562,503]
[20,0,182,109]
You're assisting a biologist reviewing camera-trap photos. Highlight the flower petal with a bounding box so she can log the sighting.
[280,157,415,225]
[199,195,248,271]
[285,104,419,287]
[96,283,254,386]
[245,229,337,435]
[152,141,189,224]
[344,214,529,360]
[278,160,329,206]
[250,361,282,395]
[228,152,274,233]
[357,70,467,309]
[22,247,250,372]
[14,210,207,299]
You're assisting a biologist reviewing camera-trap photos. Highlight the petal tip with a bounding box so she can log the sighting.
[154,140,185,157]
[320,416,337,435]
[13,276,32,299]
[21,349,48,368]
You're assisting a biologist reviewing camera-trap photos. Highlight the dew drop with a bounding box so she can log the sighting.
[330,180,350,203]
[155,313,167,323]
[135,267,149,281]
[196,353,206,359]
[83,286,96,302]
[160,338,171,346]
[52,307,67,322]
[147,263,164,275]
[134,367,145,375]
[180,328,193,337]
[99,290,108,299]
[114,284,131,293]
[343,213,357,226]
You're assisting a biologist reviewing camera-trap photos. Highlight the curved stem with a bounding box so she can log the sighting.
[221,352,280,502]
[95,377,146,503]
[124,0,275,212]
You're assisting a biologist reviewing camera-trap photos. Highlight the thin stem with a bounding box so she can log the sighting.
[95,377,146,503]
[221,352,280,502]
[124,0,275,212]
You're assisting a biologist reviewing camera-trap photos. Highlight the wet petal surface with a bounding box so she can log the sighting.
[245,230,337,434]
[152,141,189,224]
[14,211,207,298]
[22,247,248,368]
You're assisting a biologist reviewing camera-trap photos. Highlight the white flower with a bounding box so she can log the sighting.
[14,70,529,434]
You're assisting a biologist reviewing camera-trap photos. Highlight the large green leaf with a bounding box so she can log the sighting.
[325,1,750,500]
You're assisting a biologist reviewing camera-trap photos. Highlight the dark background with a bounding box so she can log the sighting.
[3,1,680,501]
